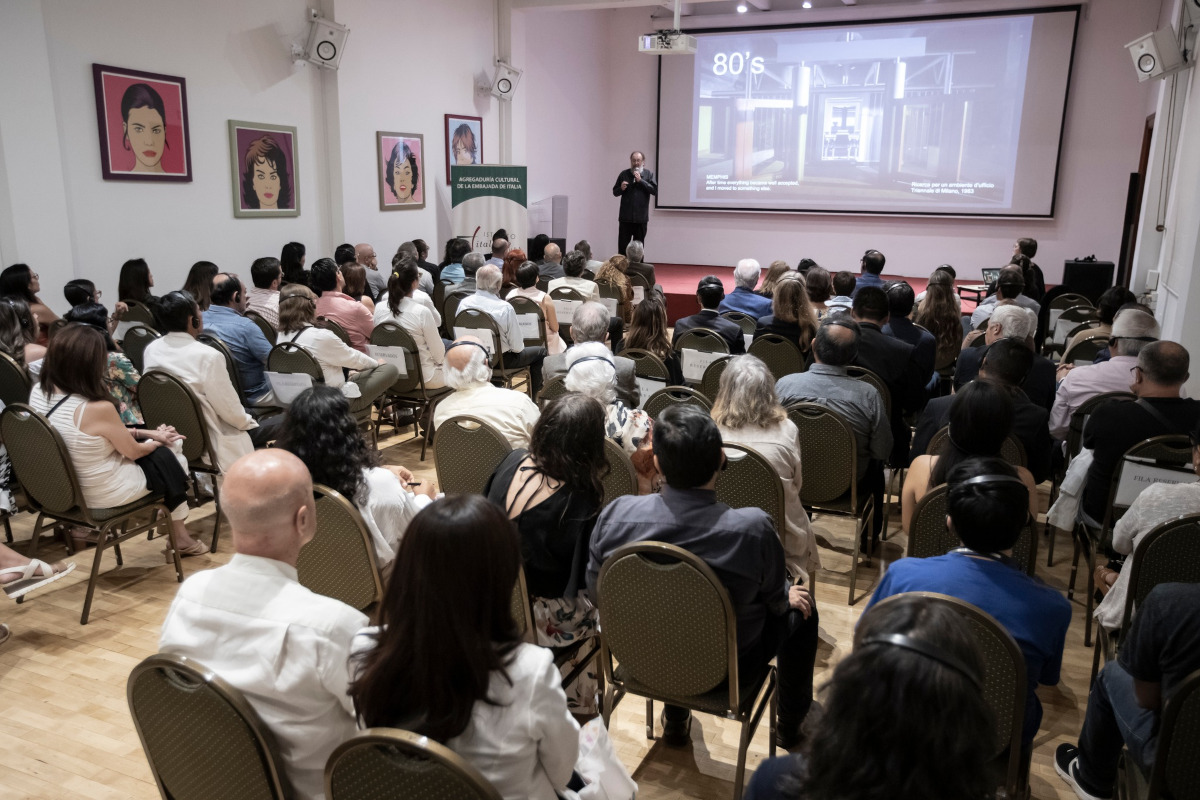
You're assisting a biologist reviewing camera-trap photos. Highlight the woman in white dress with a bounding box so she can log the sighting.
[373,258,447,388]
[710,354,818,584]
[506,260,566,355]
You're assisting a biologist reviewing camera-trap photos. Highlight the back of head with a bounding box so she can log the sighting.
[152,290,200,334]
[462,252,486,277]
[711,354,785,431]
[444,338,493,389]
[308,258,339,293]
[772,275,811,327]
[1111,309,1161,357]
[861,249,885,275]
[529,393,607,502]
[278,284,317,332]
[0,264,34,303]
[118,258,152,302]
[64,279,96,308]
[989,304,1035,342]
[814,317,860,366]
[530,233,551,262]
[351,495,522,737]
[947,456,1028,552]
[1016,237,1037,258]
[1097,286,1136,325]
[980,337,1033,388]
[475,264,501,294]
[626,240,644,263]
[396,241,418,262]
[412,238,429,259]
[387,257,419,315]
[696,275,725,309]
[562,250,586,278]
[932,381,1014,485]
[734,259,761,290]
[797,258,817,274]
[653,404,723,489]
[564,341,616,403]
[223,449,315,560]
[571,301,610,344]
[334,243,357,267]
[833,271,856,298]
[885,281,916,319]
[39,323,109,402]
[626,292,670,355]
[851,285,889,323]
[183,261,219,310]
[1139,340,1190,387]
[276,385,373,502]
[996,266,1024,299]
[280,241,305,272]
[799,594,991,800]
[574,240,593,261]
[543,242,562,264]
[64,302,117,352]
[806,266,832,302]
[209,274,242,307]
[491,238,508,258]
[442,237,471,266]
[250,257,282,289]
[342,263,368,297]
[515,261,540,289]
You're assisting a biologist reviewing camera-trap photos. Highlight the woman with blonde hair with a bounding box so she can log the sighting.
[710,354,817,583]
[754,273,819,356]
[758,260,793,299]
[914,267,964,366]
[624,291,683,385]
[594,254,634,323]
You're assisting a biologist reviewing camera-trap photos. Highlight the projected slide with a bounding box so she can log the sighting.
[656,9,1079,217]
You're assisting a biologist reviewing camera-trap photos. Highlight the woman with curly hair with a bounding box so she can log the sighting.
[915,267,965,368]
[275,385,435,567]
[757,260,793,299]
[625,291,683,385]
[595,254,634,323]
[241,135,293,210]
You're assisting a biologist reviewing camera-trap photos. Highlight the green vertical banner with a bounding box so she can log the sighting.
[451,165,528,253]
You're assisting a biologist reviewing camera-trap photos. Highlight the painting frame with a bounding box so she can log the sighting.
[444,114,484,183]
[228,120,300,219]
[377,131,426,211]
[92,63,192,182]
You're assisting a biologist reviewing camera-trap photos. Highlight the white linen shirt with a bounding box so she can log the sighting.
[433,383,540,449]
[279,325,378,387]
[359,466,433,565]
[159,554,368,800]
[377,289,441,327]
[143,332,257,471]
[373,296,445,388]
[1049,355,1140,439]
[548,276,599,302]
[457,290,524,354]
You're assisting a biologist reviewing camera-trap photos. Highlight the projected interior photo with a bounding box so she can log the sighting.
[656,9,1080,217]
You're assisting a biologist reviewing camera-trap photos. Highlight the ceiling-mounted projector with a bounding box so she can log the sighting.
[639,30,697,55]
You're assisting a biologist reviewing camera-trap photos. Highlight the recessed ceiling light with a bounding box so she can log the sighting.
[802,1,813,8]
[737,2,748,11]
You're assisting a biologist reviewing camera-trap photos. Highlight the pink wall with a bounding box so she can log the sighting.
[523,2,1161,284]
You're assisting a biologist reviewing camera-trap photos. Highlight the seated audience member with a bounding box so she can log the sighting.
[433,337,540,449]
[1064,286,1136,357]
[279,241,308,287]
[719,259,773,318]
[276,386,434,567]
[672,275,746,354]
[374,258,446,388]
[903,381,1040,533]
[882,280,936,387]
[506,260,567,355]
[1014,237,1046,302]
[1055,582,1200,800]
[588,405,819,748]
[351,495,614,800]
[277,285,398,413]
[159,450,367,799]
[499,246,522,295]
[545,302,638,407]
[956,304,1056,411]
[379,250,440,325]
[624,239,655,287]
[825,271,855,314]
[437,237,471,285]
[334,242,357,270]
[445,252,484,301]
[393,241,434,295]
[912,272,962,376]
[852,248,886,297]
[912,338,1053,483]
[538,242,566,280]
[753,273,818,356]
[484,394,608,711]
[413,238,440,283]
[145,291,276,467]
[756,260,793,300]
[576,239,604,276]
[202,273,274,404]
[1080,341,1200,525]
[1049,308,1160,439]
[486,237,507,268]
[0,263,59,341]
[595,254,635,324]
[852,286,923,463]
[625,292,685,386]
[32,324,203,555]
[182,260,219,311]
[65,278,127,334]
[805,265,833,320]
[354,242,388,300]
[0,298,46,368]
[872,456,1071,747]
[1093,421,1200,633]
[744,596,992,800]
[0,540,74,598]
[341,262,376,315]
[63,303,143,425]
[547,250,599,300]
[914,264,960,313]
[457,264,547,396]
[310,258,374,354]
[246,257,282,330]
[712,355,817,582]
[118,257,156,305]
[971,265,1041,329]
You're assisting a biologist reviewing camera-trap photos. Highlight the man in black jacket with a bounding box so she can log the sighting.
[851,287,924,466]
[613,151,656,256]
[672,276,746,355]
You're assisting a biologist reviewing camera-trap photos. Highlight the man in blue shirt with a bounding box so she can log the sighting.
[202,274,274,404]
[852,248,886,297]
[718,259,773,319]
[868,455,1071,747]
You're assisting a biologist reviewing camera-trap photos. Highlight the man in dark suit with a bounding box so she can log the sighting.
[881,281,935,389]
[956,304,1056,411]
[912,338,1054,482]
[851,286,924,466]
[624,239,655,288]
[672,276,746,354]
[613,151,657,256]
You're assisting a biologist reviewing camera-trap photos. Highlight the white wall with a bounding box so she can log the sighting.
[521,1,1161,280]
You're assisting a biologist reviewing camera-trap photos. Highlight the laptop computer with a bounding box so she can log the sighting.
[980,267,1001,285]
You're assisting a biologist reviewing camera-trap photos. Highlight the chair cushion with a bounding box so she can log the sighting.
[612,663,771,718]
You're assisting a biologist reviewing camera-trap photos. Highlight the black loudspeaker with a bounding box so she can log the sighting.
[1062,260,1115,304]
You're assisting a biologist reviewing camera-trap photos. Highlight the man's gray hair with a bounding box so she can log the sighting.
[476,264,502,294]
[444,343,492,389]
[734,259,761,290]
[990,304,1035,341]
[396,242,418,259]
[571,301,610,343]
[1111,309,1161,357]
[463,252,486,275]
[626,240,644,263]
[564,341,617,404]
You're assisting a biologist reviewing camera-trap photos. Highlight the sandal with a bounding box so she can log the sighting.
[1,559,77,599]
[162,541,209,562]
[0,623,9,646]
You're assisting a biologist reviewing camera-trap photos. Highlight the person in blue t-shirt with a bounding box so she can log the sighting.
[867,455,1072,747]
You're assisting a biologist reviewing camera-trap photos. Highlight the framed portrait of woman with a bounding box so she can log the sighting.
[444,114,483,182]
[228,121,300,218]
[92,63,192,182]
[377,132,425,211]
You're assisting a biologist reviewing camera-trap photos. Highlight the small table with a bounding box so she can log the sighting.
[957,284,988,305]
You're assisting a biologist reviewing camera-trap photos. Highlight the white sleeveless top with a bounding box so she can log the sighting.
[30,389,149,509]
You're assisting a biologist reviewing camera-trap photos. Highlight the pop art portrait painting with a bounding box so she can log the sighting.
[378,132,425,211]
[93,64,192,181]
[228,121,299,218]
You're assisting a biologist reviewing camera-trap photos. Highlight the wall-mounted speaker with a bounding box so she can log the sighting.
[1125,27,1183,82]
[490,62,523,101]
[305,17,350,70]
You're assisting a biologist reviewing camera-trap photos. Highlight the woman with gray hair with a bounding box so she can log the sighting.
[563,341,657,492]
[710,354,818,583]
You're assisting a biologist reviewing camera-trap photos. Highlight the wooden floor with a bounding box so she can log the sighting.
[0,426,1094,800]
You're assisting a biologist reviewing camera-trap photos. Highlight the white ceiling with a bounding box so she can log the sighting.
[647,0,998,19]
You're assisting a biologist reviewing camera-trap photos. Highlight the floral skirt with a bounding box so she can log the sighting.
[0,448,15,515]
[532,592,600,714]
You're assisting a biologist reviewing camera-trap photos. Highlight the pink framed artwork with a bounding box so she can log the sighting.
[377,132,425,210]
[92,63,192,182]
[445,114,483,183]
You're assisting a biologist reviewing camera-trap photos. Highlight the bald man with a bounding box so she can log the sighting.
[159,451,367,800]
[355,242,387,300]
[538,242,565,280]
